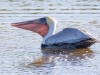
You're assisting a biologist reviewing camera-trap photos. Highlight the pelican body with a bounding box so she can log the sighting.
[11,16,97,50]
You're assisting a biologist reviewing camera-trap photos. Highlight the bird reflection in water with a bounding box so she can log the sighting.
[27,48,94,67]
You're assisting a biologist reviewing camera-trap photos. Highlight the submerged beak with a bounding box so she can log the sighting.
[11,17,49,37]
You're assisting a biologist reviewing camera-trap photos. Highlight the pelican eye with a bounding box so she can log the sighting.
[40,18,46,23]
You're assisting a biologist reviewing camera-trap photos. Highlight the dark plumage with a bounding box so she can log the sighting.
[42,28,97,50]
[42,38,96,50]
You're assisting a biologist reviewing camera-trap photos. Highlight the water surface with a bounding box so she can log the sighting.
[0,0,100,75]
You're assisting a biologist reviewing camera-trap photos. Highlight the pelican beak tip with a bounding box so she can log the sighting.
[11,23,18,27]
[11,23,14,26]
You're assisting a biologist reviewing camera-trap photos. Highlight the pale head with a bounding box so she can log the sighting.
[45,16,57,27]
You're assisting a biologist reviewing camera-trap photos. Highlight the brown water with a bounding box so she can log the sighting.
[0,0,100,75]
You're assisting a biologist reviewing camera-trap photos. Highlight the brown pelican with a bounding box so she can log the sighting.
[11,16,97,50]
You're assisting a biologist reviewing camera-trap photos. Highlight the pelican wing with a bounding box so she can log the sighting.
[45,28,95,45]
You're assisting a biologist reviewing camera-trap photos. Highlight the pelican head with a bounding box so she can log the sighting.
[11,16,57,38]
